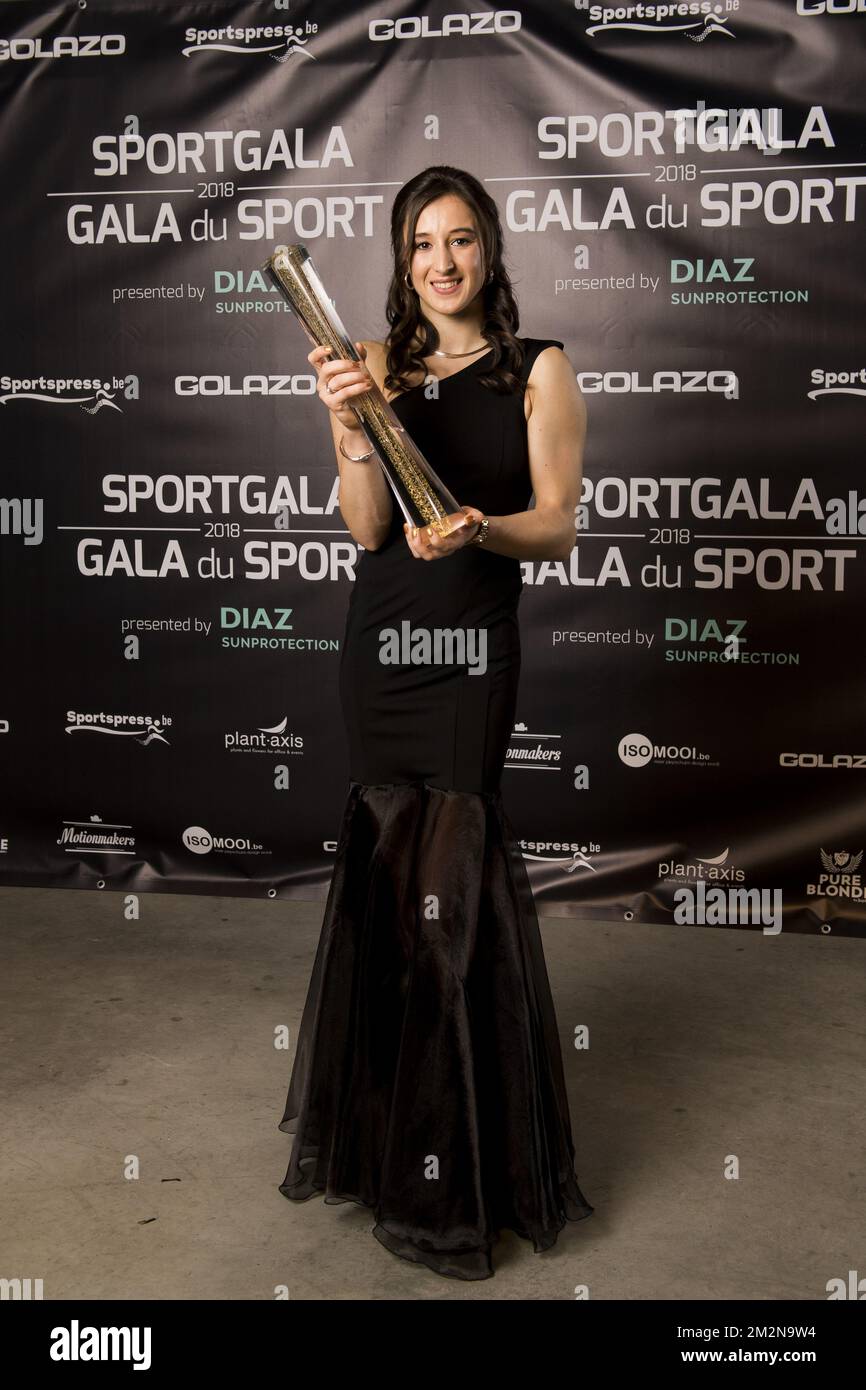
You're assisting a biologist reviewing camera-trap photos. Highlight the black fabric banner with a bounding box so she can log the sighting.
[1,0,864,935]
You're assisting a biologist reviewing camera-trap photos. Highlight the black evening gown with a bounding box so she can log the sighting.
[277,337,594,1280]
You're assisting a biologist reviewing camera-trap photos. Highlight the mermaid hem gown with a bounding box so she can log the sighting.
[277,338,594,1281]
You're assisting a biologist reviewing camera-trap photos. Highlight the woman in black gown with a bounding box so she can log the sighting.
[278,165,592,1281]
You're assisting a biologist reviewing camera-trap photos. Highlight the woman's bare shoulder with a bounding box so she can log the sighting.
[526,343,582,394]
[524,343,584,423]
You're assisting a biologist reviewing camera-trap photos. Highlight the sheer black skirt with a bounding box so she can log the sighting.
[277,778,593,1281]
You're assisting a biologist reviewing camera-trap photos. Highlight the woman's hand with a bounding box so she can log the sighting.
[403,508,483,560]
[309,341,374,429]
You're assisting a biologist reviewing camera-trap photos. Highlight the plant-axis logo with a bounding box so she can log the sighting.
[225,716,305,755]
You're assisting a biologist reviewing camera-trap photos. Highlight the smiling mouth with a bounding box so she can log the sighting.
[430,277,463,292]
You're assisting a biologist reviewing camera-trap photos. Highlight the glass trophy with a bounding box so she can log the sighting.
[263,244,473,539]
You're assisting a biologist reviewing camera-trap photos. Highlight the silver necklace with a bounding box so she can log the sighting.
[431,341,489,359]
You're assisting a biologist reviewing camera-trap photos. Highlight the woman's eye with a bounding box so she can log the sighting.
[413,238,473,249]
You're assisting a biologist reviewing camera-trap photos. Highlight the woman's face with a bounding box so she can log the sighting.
[405,194,486,317]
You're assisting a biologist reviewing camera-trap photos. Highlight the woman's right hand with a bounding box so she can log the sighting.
[309,342,375,430]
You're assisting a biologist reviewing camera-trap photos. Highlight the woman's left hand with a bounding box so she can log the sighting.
[403,507,483,560]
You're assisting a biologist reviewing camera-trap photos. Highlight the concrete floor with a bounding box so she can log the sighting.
[0,884,863,1301]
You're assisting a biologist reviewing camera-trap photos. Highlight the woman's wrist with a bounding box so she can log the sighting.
[339,431,375,462]
[465,514,490,547]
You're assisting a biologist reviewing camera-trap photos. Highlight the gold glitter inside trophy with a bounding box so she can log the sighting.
[263,244,472,540]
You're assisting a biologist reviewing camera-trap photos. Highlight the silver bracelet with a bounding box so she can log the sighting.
[339,434,375,462]
[467,516,490,547]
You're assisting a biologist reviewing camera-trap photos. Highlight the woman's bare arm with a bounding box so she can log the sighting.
[474,346,585,563]
[315,340,394,552]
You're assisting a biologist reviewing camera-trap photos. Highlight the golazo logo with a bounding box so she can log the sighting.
[181,22,318,62]
[583,8,735,42]
[175,374,313,396]
[575,369,739,396]
[780,752,866,768]
[0,375,137,414]
[49,1320,151,1369]
[369,11,522,40]
[798,1,866,16]
[0,35,126,62]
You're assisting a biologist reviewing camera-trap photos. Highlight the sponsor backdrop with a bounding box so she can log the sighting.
[1,0,864,935]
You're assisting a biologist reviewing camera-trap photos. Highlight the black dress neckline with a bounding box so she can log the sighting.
[388,346,495,403]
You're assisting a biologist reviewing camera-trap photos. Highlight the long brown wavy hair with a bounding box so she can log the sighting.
[384,165,525,397]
